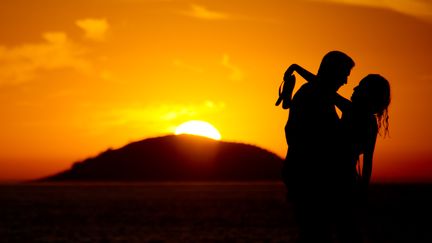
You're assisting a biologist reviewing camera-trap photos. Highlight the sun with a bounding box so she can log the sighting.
[175,120,222,140]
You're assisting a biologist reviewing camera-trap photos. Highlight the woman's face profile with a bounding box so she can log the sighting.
[351,79,376,112]
[351,80,367,103]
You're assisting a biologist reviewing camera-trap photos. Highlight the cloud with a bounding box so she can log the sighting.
[100,69,114,81]
[309,0,432,22]
[181,4,229,20]
[172,59,204,73]
[91,101,226,134]
[76,18,109,41]
[222,54,244,82]
[0,32,91,86]
[154,100,225,122]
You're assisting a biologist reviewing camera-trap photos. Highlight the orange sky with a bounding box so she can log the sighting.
[1,0,432,182]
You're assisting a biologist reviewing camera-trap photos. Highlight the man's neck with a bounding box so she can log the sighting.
[314,81,336,94]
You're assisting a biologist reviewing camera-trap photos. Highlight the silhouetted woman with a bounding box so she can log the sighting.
[281,64,391,242]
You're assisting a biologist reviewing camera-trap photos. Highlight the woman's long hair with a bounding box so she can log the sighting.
[363,74,391,137]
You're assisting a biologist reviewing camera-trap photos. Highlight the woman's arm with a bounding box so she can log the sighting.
[285,64,352,112]
[278,64,316,109]
[360,129,378,193]
[334,93,352,113]
[284,64,316,83]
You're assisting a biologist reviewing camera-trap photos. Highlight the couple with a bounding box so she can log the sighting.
[277,51,391,243]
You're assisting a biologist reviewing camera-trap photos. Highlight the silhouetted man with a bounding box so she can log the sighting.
[282,51,355,243]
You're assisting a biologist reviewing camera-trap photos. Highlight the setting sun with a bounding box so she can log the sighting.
[175,120,222,140]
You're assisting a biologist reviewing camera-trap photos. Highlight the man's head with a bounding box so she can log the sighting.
[317,51,355,91]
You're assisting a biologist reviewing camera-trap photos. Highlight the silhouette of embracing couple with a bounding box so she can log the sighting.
[277,51,391,243]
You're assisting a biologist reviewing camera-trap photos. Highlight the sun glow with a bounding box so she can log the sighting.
[175,120,222,140]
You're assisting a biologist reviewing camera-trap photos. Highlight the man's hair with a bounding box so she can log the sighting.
[317,51,355,79]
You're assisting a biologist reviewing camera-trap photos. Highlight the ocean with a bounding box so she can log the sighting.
[0,182,431,242]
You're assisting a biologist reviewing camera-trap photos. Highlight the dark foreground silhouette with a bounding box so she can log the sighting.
[0,182,431,242]
[280,51,391,243]
[40,134,283,181]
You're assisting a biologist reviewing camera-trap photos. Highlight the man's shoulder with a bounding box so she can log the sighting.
[299,82,313,91]
[293,83,315,99]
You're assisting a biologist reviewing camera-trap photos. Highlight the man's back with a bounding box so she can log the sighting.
[284,82,341,190]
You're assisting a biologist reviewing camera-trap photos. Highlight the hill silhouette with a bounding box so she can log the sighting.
[41,135,284,181]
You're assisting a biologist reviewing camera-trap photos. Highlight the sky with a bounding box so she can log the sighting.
[1,0,432,182]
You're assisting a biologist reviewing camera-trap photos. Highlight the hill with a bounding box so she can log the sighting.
[41,135,284,181]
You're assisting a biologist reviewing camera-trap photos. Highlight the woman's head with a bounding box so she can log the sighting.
[351,74,391,136]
